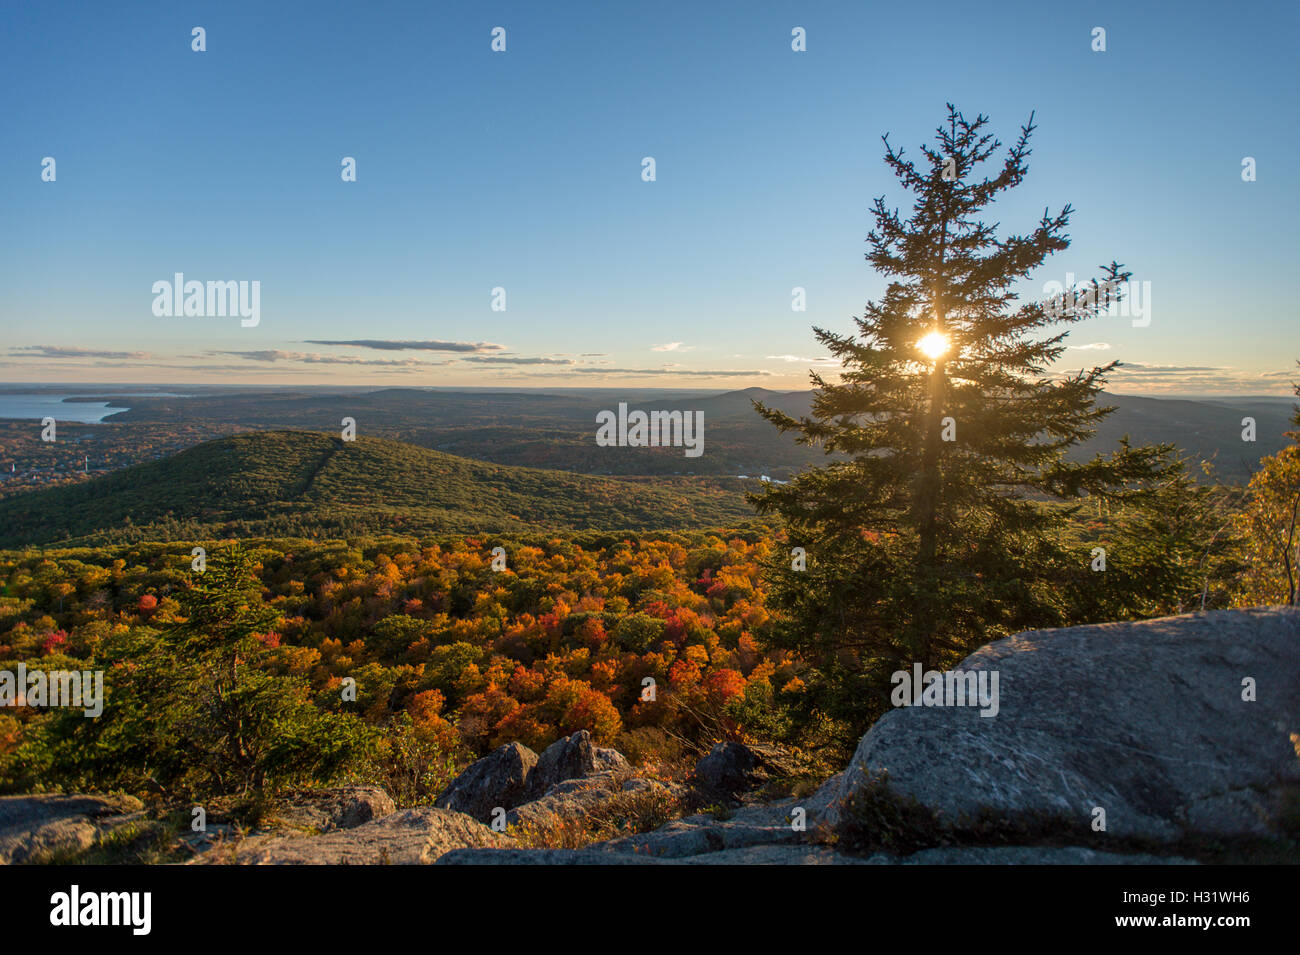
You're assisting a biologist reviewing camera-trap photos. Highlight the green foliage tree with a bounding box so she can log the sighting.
[612,613,667,653]
[47,544,371,799]
[751,105,1213,748]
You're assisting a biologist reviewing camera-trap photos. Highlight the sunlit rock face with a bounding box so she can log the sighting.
[809,607,1300,843]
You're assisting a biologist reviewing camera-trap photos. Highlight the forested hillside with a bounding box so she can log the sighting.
[0,431,761,546]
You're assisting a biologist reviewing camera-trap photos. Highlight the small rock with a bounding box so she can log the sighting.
[505,773,621,829]
[604,800,803,859]
[525,731,629,801]
[272,785,395,832]
[691,741,801,804]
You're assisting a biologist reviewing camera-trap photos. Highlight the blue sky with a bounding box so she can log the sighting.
[2,0,1297,393]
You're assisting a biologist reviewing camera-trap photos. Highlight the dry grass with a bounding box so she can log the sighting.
[506,782,686,850]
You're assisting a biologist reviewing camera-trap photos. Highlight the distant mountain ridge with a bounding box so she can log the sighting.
[1,388,1289,512]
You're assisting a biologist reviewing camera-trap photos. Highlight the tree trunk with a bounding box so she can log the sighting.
[912,358,948,665]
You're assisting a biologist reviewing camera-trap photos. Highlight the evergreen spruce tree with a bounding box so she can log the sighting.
[49,544,370,799]
[752,106,1202,747]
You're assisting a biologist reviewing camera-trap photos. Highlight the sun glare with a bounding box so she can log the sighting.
[917,331,950,361]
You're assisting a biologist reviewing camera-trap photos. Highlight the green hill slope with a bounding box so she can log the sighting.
[0,431,759,546]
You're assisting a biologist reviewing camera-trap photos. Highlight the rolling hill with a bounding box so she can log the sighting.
[0,431,762,547]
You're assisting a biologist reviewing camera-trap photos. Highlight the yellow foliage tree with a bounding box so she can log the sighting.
[1234,441,1300,606]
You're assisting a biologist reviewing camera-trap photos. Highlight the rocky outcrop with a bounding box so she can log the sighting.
[10,609,1293,865]
[525,731,630,800]
[690,741,802,804]
[438,843,1194,865]
[439,798,1196,865]
[0,793,144,864]
[607,800,805,859]
[195,732,640,861]
[505,774,622,829]
[271,785,395,832]
[435,730,630,826]
[445,608,1298,864]
[807,608,1300,842]
[440,801,803,864]
[434,742,537,821]
[191,807,510,865]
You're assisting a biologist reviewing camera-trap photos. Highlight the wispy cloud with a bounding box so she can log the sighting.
[10,345,155,360]
[1112,363,1225,374]
[1067,342,1112,351]
[1100,362,1296,394]
[304,339,505,353]
[651,342,692,352]
[460,355,576,365]
[502,367,771,378]
[209,350,444,367]
[766,354,841,366]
